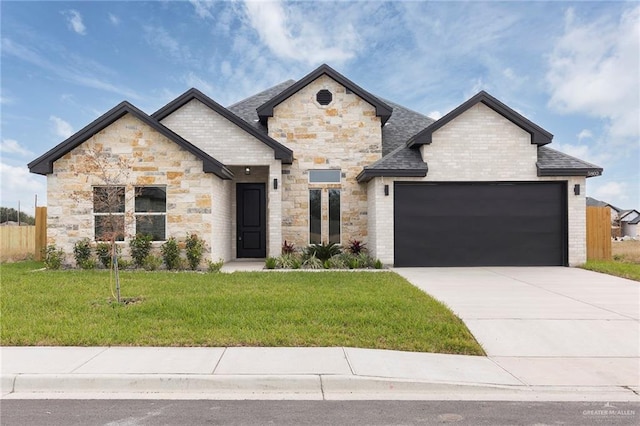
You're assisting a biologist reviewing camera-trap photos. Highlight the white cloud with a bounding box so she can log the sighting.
[592,181,629,203]
[0,162,46,213]
[1,38,140,100]
[108,13,120,26]
[0,139,33,157]
[63,10,86,35]
[49,116,74,139]
[242,0,360,65]
[183,72,214,94]
[143,26,192,63]
[189,0,214,19]
[427,111,443,120]
[577,129,593,141]
[547,6,640,139]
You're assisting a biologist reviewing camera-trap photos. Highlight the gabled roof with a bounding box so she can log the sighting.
[536,146,603,178]
[152,88,293,164]
[407,91,554,148]
[28,101,233,179]
[357,144,428,183]
[619,209,640,221]
[256,64,393,125]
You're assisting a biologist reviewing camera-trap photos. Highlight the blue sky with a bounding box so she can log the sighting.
[1,0,638,215]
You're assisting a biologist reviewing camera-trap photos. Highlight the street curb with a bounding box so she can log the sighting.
[3,374,639,401]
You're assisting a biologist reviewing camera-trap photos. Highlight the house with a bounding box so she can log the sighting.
[586,197,639,238]
[29,64,603,267]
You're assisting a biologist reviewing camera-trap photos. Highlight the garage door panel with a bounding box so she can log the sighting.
[394,182,567,267]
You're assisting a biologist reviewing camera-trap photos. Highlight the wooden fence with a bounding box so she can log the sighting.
[586,206,611,261]
[0,207,47,261]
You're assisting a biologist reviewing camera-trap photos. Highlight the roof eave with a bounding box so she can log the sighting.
[356,168,428,183]
[153,88,293,164]
[536,164,604,178]
[257,64,393,126]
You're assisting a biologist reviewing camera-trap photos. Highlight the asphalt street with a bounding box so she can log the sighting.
[2,400,639,426]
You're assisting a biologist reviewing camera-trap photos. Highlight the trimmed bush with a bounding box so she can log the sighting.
[130,234,152,268]
[73,238,92,267]
[161,237,181,270]
[185,233,205,270]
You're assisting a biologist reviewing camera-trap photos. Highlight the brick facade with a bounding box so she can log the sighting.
[367,104,587,266]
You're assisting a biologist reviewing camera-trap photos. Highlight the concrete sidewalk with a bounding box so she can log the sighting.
[1,346,639,400]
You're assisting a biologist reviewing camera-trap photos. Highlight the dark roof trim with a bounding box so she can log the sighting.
[620,209,640,220]
[28,101,234,179]
[536,166,603,177]
[356,168,428,183]
[407,91,554,148]
[257,64,393,125]
[152,88,293,164]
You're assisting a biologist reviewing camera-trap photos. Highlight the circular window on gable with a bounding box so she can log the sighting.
[316,89,333,106]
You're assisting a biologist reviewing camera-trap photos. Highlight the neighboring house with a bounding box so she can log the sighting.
[587,197,639,238]
[29,64,603,267]
[619,210,640,238]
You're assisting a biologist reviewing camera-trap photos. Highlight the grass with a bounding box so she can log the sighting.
[581,240,640,281]
[0,261,484,355]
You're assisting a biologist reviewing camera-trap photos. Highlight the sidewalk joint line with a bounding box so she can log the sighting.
[319,375,326,400]
[211,347,227,375]
[622,385,640,396]
[70,347,110,373]
[342,347,355,376]
[486,356,529,387]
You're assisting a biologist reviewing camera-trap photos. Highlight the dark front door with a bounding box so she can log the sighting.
[394,182,568,267]
[236,183,266,258]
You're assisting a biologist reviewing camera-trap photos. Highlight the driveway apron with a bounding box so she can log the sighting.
[394,267,640,387]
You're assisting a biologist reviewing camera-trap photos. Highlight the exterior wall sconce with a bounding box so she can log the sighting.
[384,184,389,196]
[273,178,278,190]
[244,166,251,175]
[574,184,580,195]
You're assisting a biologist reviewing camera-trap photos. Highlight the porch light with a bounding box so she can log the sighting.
[244,166,251,175]
[574,184,580,195]
[384,184,389,196]
[273,178,278,190]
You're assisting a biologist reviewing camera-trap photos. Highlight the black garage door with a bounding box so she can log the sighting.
[394,182,568,267]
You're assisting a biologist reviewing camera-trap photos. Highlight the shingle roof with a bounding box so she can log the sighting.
[28,101,233,179]
[227,80,296,135]
[586,196,608,207]
[356,144,428,182]
[380,99,435,156]
[536,146,603,178]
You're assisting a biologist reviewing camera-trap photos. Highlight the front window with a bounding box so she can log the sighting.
[309,189,322,244]
[328,189,340,244]
[135,186,166,241]
[93,186,125,241]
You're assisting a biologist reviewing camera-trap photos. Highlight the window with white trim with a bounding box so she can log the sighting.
[135,186,166,241]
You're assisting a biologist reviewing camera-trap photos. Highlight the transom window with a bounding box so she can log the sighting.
[309,169,341,183]
[93,186,125,241]
[135,186,166,241]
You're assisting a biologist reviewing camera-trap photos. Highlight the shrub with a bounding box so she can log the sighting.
[265,257,277,269]
[207,258,224,273]
[185,233,205,270]
[282,240,296,255]
[304,242,341,262]
[302,254,323,269]
[96,242,121,268]
[276,253,302,269]
[43,245,64,270]
[347,239,367,255]
[374,259,383,269]
[161,237,181,270]
[130,234,153,268]
[357,252,375,268]
[116,258,132,269]
[79,259,97,270]
[326,255,348,269]
[143,254,163,271]
[73,238,92,267]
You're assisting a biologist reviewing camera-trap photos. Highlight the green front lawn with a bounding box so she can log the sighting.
[581,260,640,282]
[0,262,484,355]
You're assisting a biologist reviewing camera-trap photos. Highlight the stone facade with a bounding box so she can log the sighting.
[267,75,382,248]
[46,113,222,261]
[367,104,588,266]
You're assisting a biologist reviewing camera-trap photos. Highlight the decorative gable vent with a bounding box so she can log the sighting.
[316,89,333,105]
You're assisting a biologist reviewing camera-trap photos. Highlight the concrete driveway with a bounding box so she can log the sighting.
[394,267,640,387]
